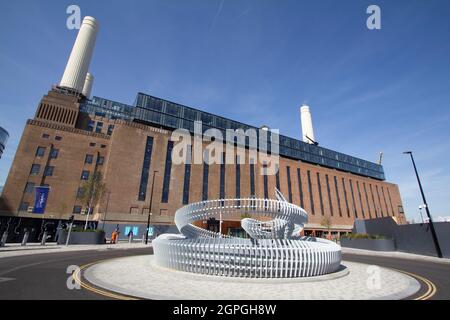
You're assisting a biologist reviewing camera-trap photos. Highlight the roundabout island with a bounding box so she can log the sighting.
[80,190,421,300]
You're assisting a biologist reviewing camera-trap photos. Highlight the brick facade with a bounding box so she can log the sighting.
[0,89,407,233]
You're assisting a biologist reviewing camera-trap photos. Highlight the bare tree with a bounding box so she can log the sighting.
[79,171,107,230]
[320,216,332,239]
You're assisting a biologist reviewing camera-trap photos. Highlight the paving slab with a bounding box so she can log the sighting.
[0,242,151,259]
[83,255,420,300]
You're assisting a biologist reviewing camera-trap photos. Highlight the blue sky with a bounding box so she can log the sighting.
[1,0,449,222]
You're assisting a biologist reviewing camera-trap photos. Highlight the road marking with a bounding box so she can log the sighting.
[73,259,139,300]
[389,268,437,300]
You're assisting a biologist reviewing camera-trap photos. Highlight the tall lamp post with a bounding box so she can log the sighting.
[403,151,442,258]
[145,170,158,245]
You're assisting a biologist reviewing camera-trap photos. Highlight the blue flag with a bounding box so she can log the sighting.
[33,186,50,214]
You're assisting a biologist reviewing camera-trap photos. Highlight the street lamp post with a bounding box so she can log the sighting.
[404,151,443,258]
[418,205,425,224]
[145,170,158,245]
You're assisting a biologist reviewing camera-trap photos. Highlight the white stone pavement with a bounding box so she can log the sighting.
[0,242,150,259]
[84,255,420,300]
[341,247,450,265]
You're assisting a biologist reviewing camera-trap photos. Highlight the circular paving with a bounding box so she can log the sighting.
[83,255,420,300]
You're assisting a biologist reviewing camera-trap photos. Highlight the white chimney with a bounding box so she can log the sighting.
[81,73,94,98]
[300,104,316,144]
[60,16,99,93]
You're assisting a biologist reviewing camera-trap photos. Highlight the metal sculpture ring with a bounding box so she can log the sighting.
[153,190,342,278]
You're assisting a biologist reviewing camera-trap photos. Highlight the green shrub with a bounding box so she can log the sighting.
[341,233,388,240]
[69,227,104,233]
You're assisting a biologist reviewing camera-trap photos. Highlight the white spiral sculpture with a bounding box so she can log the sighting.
[153,189,342,278]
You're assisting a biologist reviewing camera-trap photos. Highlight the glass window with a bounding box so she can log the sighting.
[317,173,324,216]
[307,171,315,215]
[138,136,154,201]
[263,163,269,199]
[387,188,394,216]
[349,180,358,218]
[236,155,241,205]
[85,154,93,164]
[183,108,197,121]
[220,153,226,199]
[30,164,41,175]
[326,174,333,216]
[376,185,384,217]
[87,120,95,132]
[161,141,174,203]
[342,178,350,217]
[370,184,378,218]
[275,165,280,190]
[381,187,390,216]
[76,187,84,198]
[24,182,35,194]
[250,159,255,197]
[363,183,371,218]
[42,133,50,139]
[73,205,82,214]
[50,149,59,159]
[286,166,292,203]
[356,181,365,218]
[166,102,180,116]
[334,176,342,217]
[36,146,45,157]
[202,152,209,201]
[81,170,90,180]
[89,142,96,147]
[97,156,104,165]
[55,136,62,141]
[95,122,103,133]
[44,166,54,177]
[297,168,304,208]
[107,124,114,135]
[19,202,30,211]
[182,145,192,205]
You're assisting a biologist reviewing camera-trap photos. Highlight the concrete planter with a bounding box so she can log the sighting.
[57,230,105,245]
[340,238,396,251]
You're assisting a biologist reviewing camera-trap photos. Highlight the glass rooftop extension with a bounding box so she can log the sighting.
[79,93,385,180]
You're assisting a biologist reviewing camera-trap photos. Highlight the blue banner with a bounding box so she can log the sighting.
[33,186,50,214]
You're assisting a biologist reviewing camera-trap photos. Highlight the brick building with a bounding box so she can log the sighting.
[0,16,406,241]
[0,87,406,239]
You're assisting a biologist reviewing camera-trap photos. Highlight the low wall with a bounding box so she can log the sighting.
[57,230,105,245]
[340,238,396,251]
[353,218,450,258]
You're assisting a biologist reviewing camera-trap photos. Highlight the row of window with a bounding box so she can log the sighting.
[82,94,385,179]
[134,93,385,180]
[42,133,62,141]
[30,153,103,178]
[87,120,115,135]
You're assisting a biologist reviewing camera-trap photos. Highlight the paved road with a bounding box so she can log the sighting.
[0,247,151,300]
[342,253,450,300]
[0,248,448,299]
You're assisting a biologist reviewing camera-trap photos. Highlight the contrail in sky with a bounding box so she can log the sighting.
[209,0,225,33]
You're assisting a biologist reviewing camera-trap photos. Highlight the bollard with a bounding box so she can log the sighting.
[0,231,8,247]
[21,231,30,246]
[40,231,48,246]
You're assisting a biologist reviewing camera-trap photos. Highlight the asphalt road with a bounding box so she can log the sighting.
[0,248,448,300]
